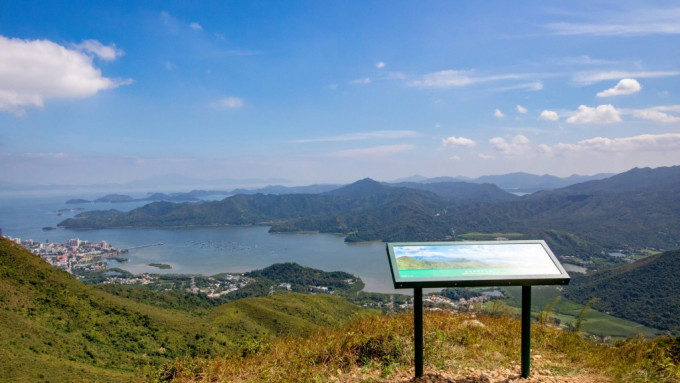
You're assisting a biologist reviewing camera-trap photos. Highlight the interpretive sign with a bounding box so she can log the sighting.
[385,240,570,379]
[387,240,569,288]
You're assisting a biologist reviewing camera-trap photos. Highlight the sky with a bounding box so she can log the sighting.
[1,1,679,188]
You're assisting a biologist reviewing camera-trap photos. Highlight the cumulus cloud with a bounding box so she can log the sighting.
[494,109,504,118]
[539,110,559,121]
[632,109,680,123]
[190,22,203,31]
[516,105,528,114]
[442,136,476,147]
[566,104,622,124]
[0,35,130,116]
[72,39,124,61]
[489,135,532,157]
[597,78,642,97]
[376,61,385,69]
[210,96,244,109]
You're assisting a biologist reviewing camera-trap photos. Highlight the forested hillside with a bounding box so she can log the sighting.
[564,249,680,331]
[59,166,680,253]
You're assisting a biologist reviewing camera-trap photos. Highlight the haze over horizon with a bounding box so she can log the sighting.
[1,1,679,186]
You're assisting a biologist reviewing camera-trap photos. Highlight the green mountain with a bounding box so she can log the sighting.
[0,238,364,382]
[58,166,680,252]
[564,249,680,332]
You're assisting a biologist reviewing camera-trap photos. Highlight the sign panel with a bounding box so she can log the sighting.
[387,240,570,288]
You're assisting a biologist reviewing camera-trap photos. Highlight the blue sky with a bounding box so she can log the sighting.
[1,1,679,187]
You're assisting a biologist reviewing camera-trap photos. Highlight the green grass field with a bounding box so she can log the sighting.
[500,286,662,339]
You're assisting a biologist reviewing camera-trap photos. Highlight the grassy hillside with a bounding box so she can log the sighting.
[0,238,364,382]
[564,249,680,332]
[158,310,680,382]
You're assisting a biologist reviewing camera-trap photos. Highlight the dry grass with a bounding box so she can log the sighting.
[155,310,680,382]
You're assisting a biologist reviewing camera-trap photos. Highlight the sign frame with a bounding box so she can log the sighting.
[385,240,570,379]
[386,240,570,289]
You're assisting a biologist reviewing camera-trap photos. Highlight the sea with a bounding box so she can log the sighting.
[0,193,400,294]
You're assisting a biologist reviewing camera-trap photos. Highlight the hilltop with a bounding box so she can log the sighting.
[2,237,680,382]
[160,310,680,382]
[0,237,364,382]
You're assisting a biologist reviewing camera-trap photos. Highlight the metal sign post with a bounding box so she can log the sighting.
[386,240,570,379]
[414,287,423,377]
[521,285,532,378]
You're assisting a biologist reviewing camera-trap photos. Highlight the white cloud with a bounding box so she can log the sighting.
[539,110,559,121]
[573,70,679,85]
[597,78,642,97]
[566,104,621,124]
[494,109,504,118]
[442,136,476,148]
[478,153,495,160]
[489,135,532,157]
[543,8,680,36]
[72,40,124,61]
[496,81,543,92]
[551,133,680,153]
[0,35,130,116]
[210,97,244,109]
[350,77,371,85]
[516,105,528,114]
[632,109,680,123]
[190,22,203,31]
[292,130,419,144]
[329,144,414,158]
[376,61,385,69]
[408,69,525,88]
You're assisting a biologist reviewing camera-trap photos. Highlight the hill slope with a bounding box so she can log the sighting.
[159,310,680,382]
[0,238,363,382]
[564,249,680,331]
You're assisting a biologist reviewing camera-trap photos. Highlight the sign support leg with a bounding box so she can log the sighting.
[414,287,423,378]
[521,285,532,378]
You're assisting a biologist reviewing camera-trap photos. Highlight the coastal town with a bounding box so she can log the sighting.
[4,235,124,273]
[3,234,502,313]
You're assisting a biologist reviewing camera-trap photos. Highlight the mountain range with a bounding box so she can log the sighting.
[2,170,613,196]
[58,166,680,256]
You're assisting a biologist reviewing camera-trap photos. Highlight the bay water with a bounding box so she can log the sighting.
[0,194,399,293]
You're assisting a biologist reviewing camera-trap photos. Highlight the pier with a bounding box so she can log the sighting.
[125,242,164,250]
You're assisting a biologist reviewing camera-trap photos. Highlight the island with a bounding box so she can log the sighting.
[148,263,172,269]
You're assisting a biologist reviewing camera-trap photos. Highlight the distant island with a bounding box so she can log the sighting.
[148,263,172,269]
[66,190,231,205]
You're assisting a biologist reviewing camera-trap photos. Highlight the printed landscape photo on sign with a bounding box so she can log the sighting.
[386,240,570,288]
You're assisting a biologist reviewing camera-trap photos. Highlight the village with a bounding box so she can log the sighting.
[5,236,123,273]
